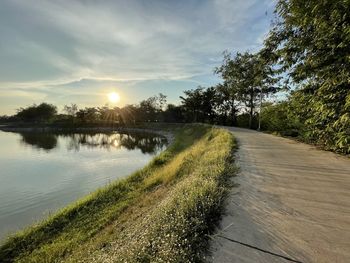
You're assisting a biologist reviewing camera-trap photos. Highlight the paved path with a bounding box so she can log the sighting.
[209,127,350,263]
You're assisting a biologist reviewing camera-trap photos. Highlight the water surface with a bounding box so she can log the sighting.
[0,130,167,241]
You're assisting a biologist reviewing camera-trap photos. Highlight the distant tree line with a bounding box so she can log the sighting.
[0,84,277,129]
[1,0,348,153]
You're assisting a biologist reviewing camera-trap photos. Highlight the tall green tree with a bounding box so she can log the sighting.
[216,51,279,128]
[215,52,242,125]
[265,0,350,153]
[214,83,239,125]
[180,87,204,122]
[180,87,217,123]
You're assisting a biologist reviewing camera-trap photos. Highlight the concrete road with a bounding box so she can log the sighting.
[209,127,350,263]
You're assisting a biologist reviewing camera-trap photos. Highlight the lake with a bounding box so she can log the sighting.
[0,130,167,241]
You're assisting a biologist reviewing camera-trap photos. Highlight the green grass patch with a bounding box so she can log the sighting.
[0,124,236,263]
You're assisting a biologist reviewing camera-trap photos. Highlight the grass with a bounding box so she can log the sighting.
[0,124,236,263]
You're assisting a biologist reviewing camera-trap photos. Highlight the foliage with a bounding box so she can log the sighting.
[215,51,280,128]
[0,115,18,123]
[260,101,300,136]
[214,83,239,126]
[264,0,350,153]
[63,104,78,118]
[236,113,258,129]
[138,93,167,122]
[180,87,214,122]
[16,103,57,122]
[163,104,184,123]
[76,107,99,123]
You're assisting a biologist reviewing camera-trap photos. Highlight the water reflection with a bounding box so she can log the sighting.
[0,130,167,241]
[19,131,167,154]
[20,133,57,150]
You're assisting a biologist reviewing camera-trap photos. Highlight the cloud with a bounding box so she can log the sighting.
[0,0,274,114]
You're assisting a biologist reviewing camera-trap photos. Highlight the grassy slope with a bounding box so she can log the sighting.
[0,124,236,263]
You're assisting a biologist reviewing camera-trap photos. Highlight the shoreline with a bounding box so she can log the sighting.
[0,125,235,262]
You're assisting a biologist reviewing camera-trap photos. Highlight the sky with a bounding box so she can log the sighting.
[0,0,275,115]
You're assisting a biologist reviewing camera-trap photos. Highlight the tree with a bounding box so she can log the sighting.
[119,105,137,124]
[139,96,158,122]
[180,87,203,122]
[260,101,300,136]
[163,104,184,122]
[265,0,350,153]
[63,104,78,123]
[63,104,78,117]
[76,107,99,123]
[180,86,218,123]
[16,103,57,122]
[212,83,242,126]
[155,93,167,122]
[202,87,217,123]
[215,52,243,125]
[216,51,280,128]
[0,115,17,123]
[98,106,120,124]
[156,93,167,111]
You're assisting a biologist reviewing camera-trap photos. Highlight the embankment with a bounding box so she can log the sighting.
[0,124,235,263]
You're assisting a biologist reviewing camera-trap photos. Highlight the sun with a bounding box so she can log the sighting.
[108,92,120,103]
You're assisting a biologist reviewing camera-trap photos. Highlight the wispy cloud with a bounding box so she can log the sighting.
[0,0,274,114]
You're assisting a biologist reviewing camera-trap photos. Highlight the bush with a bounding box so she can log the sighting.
[16,103,57,122]
[260,102,302,137]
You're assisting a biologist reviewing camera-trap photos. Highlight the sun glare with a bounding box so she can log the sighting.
[108,92,120,103]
